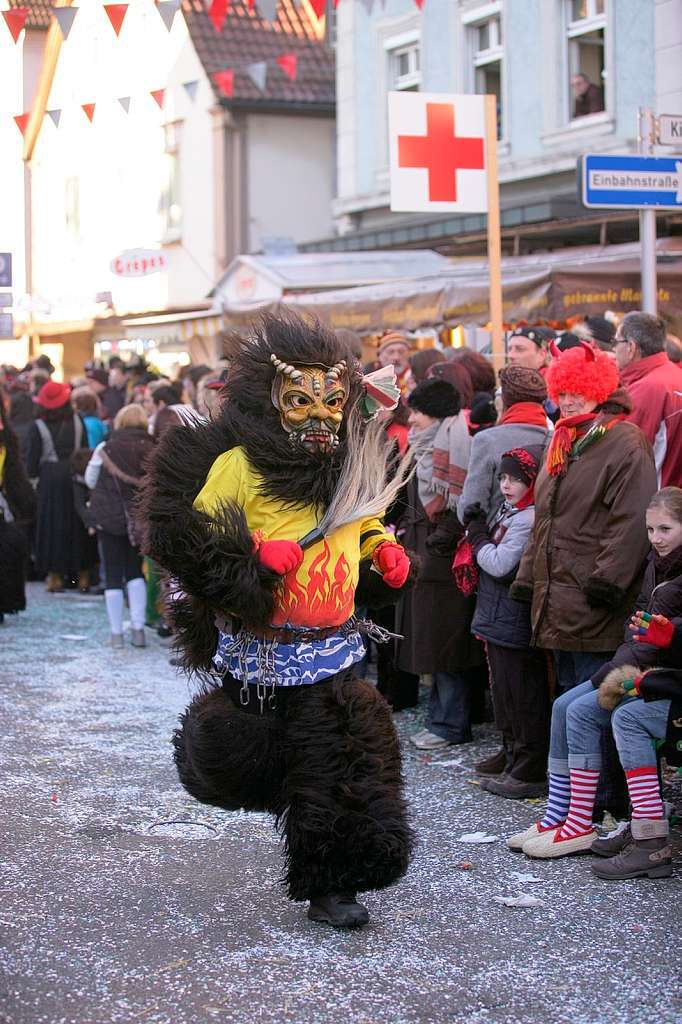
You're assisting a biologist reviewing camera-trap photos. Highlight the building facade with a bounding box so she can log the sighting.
[305,0,682,256]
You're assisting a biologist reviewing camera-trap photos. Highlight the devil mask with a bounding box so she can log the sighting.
[270,354,350,454]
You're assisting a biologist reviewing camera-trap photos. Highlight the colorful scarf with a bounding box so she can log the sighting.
[431,412,471,512]
[546,412,625,477]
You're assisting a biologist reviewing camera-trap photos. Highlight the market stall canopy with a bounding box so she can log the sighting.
[270,238,682,334]
[211,250,452,311]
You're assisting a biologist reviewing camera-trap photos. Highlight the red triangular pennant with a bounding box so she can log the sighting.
[3,8,28,43]
[212,69,234,97]
[276,53,297,82]
[13,112,30,136]
[103,4,129,36]
[150,89,165,109]
[309,0,325,16]
[208,0,228,32]
[413,0,424,7]
[82,103,96,122]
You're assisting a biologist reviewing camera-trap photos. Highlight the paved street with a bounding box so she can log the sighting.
[1,586,680,1024]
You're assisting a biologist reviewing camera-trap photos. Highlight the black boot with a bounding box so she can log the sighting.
[307,894,370,929]
[591,819,672,880]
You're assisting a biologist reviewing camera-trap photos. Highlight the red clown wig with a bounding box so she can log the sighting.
[546,342,619,405]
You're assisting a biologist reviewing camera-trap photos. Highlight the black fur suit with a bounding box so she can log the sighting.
[139,316,414,905]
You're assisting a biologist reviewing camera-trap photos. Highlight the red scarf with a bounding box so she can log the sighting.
[546,413,598,477]
[515,484,535,510]
[500,403,548,428]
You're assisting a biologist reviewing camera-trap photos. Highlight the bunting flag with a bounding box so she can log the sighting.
[150,88,165,109]
[156,0,180,32]
[182,80,199,102]
[47,109,62,128]
[256,0,278,18]
[118,96,131,113]
[276,53,297,82]
[208,0,228,32]
[212,69,234,97]
[13,112,30,136]
[3,8,28,43]
[53,7,78,39]
[82,103,96,122]
[309,0,326,17]
[359,0,375,11]
[246,61,267,91]
[414,0,425,8]
[103,4,129,37]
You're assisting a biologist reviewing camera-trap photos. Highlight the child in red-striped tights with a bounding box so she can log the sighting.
[507,487,682,876]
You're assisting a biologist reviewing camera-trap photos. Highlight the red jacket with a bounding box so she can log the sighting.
[621,352,682,486]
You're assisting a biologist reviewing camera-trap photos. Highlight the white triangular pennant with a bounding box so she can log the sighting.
[246,60,267,92]
[182,80,198,102]
[118,96,131,113]
[256,0,278,21]
[53,7,78,39]
[157,0,180,32]
[47,108,61,128]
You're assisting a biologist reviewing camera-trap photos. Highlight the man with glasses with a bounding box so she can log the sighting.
[614,311,682,486]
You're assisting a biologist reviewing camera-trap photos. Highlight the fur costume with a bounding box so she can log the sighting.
[140,314,415,920]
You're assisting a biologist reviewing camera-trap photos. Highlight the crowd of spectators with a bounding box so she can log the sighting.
[0,308,680,881]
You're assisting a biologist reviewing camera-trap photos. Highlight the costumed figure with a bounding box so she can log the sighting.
[0,395,35,620]
[140,315,415,928]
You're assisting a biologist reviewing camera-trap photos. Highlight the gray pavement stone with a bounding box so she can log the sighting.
[1,585,680,1024]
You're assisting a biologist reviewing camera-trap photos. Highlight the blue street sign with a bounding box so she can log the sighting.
[582,154,682,210]
[0,253,11,287]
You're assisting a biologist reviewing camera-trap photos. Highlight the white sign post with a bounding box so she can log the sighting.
[388,92,503,365]
[658,113,682,147]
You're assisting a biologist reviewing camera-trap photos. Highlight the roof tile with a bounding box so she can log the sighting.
[181,0,335,108]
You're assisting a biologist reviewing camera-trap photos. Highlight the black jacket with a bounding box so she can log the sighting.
[636,619,682,766]
[591,551,682,687]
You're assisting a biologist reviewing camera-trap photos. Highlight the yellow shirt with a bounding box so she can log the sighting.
[193,446,392,628]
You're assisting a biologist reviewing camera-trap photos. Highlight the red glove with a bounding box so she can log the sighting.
[255,538,304,575]
[629,611,674,647]
[372,541,410,588]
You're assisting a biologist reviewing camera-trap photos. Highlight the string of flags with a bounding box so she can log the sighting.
[12,80,201,136]
[2,0,427,47]
[6,0,428,134]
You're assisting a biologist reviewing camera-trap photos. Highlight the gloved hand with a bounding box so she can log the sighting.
[461,502,484,527]
[372,542,411,588]
[255,538,304,575]
[629,611,674,647]
[466,516,491,549]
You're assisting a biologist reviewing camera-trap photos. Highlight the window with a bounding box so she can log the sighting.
[160,121,182,240]
[389,40,420,92]
[65,177,80,240]
[566,0,606,121]
[471,13,503,139]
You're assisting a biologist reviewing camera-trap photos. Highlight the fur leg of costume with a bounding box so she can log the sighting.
[280,674,414,901]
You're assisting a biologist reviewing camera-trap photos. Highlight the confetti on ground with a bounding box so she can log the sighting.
[510,872,544,884]
[458,831,500,844]
[493,894,545,908]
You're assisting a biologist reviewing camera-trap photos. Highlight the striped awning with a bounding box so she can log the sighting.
[122,309,226,347]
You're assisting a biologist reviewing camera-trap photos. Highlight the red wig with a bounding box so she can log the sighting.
[546,344,618,405]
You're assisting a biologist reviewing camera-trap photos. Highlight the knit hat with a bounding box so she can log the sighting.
[546,342,618,405]
[378,332,412,356]
[554,331,583,352]
[86,368,109,387]
[499,446,544,485]
[35,380,71,410]
[499,366,547,406]
[407,378,460,419]
[509,326,549,349]
[583,315,615,346]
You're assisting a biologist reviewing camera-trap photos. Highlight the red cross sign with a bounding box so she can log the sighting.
[389,92,489,213]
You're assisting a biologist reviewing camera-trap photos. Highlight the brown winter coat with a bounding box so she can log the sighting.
[513,392,657,653]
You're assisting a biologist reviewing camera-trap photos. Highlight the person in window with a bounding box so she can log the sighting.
[571,73,603,118]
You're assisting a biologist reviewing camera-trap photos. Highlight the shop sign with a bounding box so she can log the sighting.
[110,249,170,277]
